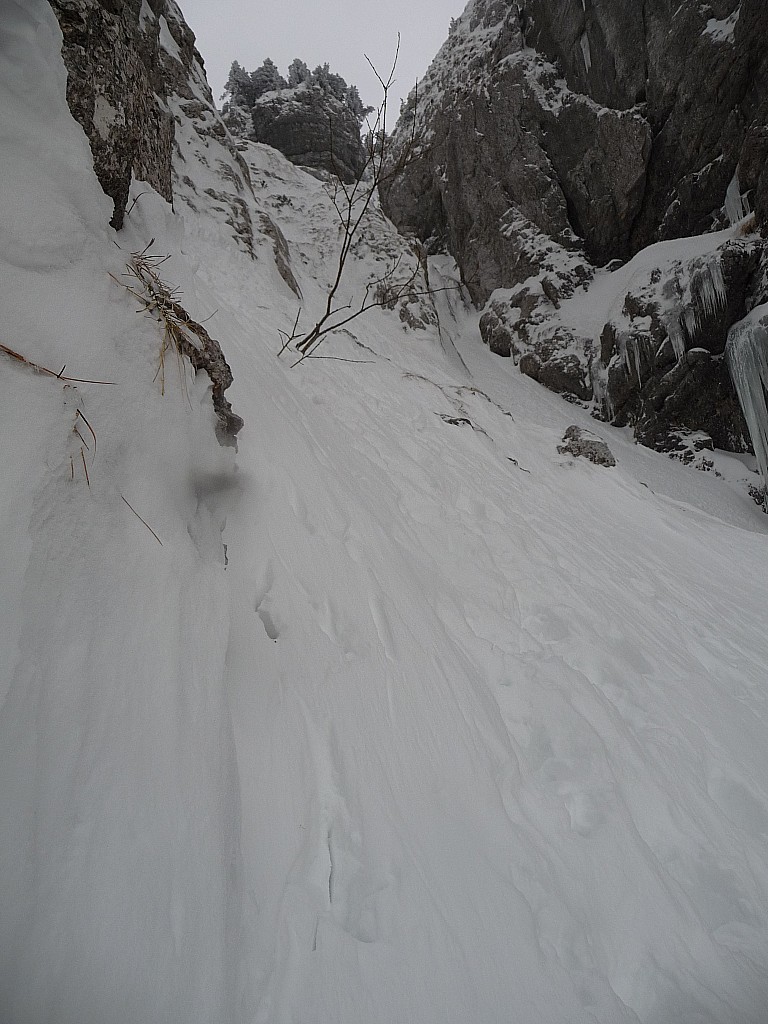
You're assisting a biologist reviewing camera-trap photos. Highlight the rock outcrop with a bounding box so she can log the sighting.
[50,0,181,229]
[382,0,768,459]
[221,73,367,183]
[249,86,365,183]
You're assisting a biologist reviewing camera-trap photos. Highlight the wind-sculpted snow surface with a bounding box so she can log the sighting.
[3,2,768,1023]
[0,5,241,1022]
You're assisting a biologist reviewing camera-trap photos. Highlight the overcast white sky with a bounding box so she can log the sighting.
[179,0,467,115]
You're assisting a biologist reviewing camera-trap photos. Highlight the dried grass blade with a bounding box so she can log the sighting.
[121,494,163,546]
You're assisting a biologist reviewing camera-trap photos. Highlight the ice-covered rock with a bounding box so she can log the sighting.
[727,303,768,484]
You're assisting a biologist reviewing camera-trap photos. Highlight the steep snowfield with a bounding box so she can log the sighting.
[0,5,240,1023]
[3,4,768,1024]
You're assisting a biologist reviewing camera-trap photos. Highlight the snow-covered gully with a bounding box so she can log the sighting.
[2,3,768,1024]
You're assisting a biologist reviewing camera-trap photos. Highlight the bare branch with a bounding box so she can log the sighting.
[276,39,440,366]
[121,494,163,546]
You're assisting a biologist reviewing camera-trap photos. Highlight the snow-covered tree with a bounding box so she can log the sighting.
[223,60,255,108]
[346,84,374,125]
[312,63,348,102]
[287,58,311,88]
[250,58,287,99]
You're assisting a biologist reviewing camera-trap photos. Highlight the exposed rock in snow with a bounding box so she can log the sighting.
[50,0,177,228]
[557,424,616,466]
[221,63,368,184]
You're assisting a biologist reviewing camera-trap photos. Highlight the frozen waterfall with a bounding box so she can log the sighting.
[726,303,768,486]
[665,257,728,363]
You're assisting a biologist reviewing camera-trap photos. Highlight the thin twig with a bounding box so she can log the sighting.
[0,343,116,385]
[121,494,163,546]
[74,425,90,451]
[125,191,149,217]
[278,308,302,356]
[76,409,97,453]
[306,355,375,363]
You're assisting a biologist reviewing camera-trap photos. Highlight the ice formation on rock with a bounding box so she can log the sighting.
[725,171,751,226]
[727,304,768,484]
[664,257,728,363]
[579,32,592,74]
[665,312,689,362]
[692,258,727,327]
[619,331,644,386]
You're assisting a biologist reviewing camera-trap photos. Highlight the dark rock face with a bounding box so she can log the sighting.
[50,0,251,230]
[477,236,760,451]
[382,0,768,457]
[525,0,768,251]
[247,86,365,183]
[603,243,759,452]
[50,0,182,228]
[382,2,653,302]
[386,0,768,276]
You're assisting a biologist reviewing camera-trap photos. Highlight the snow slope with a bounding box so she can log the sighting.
[2,4,768,1024]
[0,5,240,1022]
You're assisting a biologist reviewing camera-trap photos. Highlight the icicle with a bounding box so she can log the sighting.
[618,332,644,387]
[683,304,699,340]
[580,32,592,73]
[665,314,687,362]
[590,361,614,421]
[726,307,768,485]
[630,336,642,387]
[692,257,727,326]
[725,170,751,226]
[662,256,727,366]
[708,257,727,307]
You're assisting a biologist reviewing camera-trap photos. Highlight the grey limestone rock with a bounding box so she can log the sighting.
[50,0,180,228]
[558,426,616,467]
[594,242,759,452]
[250,86,365,183]
[386,0,768,271]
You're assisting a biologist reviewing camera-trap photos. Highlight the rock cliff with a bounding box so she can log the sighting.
[221,64,367,183]
[248,85,365,183]
[382,0,768,459]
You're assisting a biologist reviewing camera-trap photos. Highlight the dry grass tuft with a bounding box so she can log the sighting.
[110,241,243,440]
[110,241,206,397]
